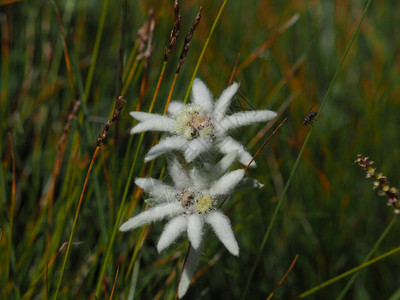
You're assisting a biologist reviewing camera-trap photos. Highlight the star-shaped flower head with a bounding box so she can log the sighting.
[119,154,244,255]
[130,78,277,167]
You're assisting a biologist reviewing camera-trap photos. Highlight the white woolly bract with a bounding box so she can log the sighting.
[184,137,212,162]
[145,136,187,162]
[213,82,239,121]
[167,156,191,189]
[189,168,208,191]
[157,215,187,252]
[129,111,157,122]
[217,136,256,167]
[119,203,184,232]
[134,178,176,202]
[177,247,200,298]
[210,151,238,180]
[191,78,213,114]
[187,214,204,250]
[209,169,245,197]
[130,116,175,134]
[167,101,185,117]
[205,211,239,256]
[219,110,277,132]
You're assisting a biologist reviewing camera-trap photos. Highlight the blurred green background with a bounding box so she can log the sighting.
[1,0,400,299]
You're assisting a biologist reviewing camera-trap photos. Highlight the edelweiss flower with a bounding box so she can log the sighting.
[129,78,277,166]
[119,154,244,256]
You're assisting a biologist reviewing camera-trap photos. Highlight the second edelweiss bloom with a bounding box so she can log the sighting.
[119,155,244,255]
[129,78,277,166]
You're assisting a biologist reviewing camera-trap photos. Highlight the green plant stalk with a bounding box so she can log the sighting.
[183,0,228,104]
[125,221,147,279]
[240,0,372,298]
[5,135,15,298]
[94,133,144,296]
[1,14,9,126]
[336,217,397,299]
[83,0,110,100]
[300,244,400,298]
[388,288,400,300]
[123,40,139,82]
[126,258,141,300]
[0,143,6,207]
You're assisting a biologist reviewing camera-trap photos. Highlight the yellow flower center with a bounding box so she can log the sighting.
[195,194,214,214]
[175,105,213,140]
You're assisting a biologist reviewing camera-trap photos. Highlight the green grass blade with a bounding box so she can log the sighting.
[336,217,397,299]
[300,244,400,298]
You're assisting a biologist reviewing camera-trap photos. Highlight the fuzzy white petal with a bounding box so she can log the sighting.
[189,168,208,191]
[177,247,200,298]
[167,101,185,117]
[191,78,213,114]
[219,110,277,132]
[129,111,157,122]
[209,169,245,197]
[205,211,239,256]
[119,203,184,232]
[210,151,238,179]
[216,136,256,167]
[167,156,191,189]
[157,215,187,252]
[145,136,188,162]
[134,178,177,203]
[130,116,175,134]
[145,197,160,206]
[213,82,239,120]
[184,137,212,162]
[135,177,170,193]
[187,214,204,250]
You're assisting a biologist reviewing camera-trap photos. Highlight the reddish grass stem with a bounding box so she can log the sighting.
[163,73,178,114]
[228,53,240,86]
[245,117,287,172]
[50,0,75,96]
[236,14,300,75]
[53,146,100,299]
[266,254,299,300]
[176,244,192,299]
[109,266,120,300]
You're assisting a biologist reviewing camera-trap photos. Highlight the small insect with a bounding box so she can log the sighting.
[303,111,318,126]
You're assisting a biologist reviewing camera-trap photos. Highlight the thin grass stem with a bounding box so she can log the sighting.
[83,0,110,100]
